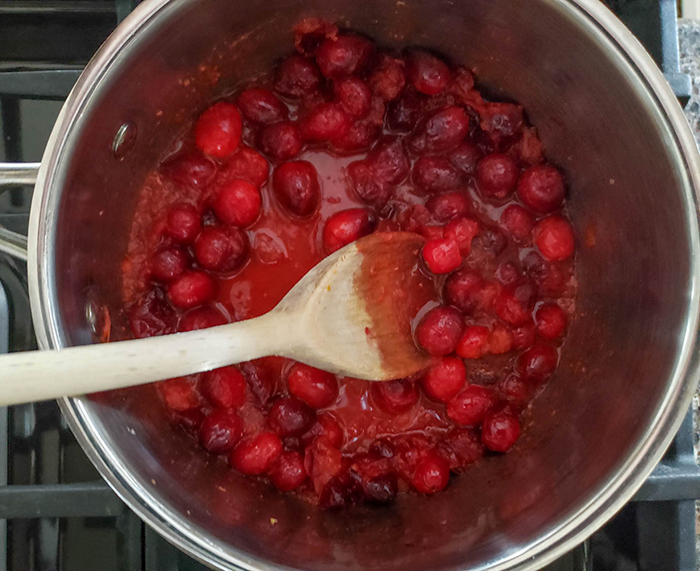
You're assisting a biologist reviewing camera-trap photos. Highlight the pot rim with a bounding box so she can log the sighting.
[25,0,700,569]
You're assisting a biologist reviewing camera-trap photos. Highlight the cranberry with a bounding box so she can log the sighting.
[498,374,531,410]
[368,53,406,101]
[515,344,559,383]
[316,34,374,79]
[300,103,351,141]
[412,452,450,494]
[447,385,498,426]
[366,137,410,185]
[371,378,419,414]
[406,51,450,95]
[199,410,244,454]
[479,102,524,145]
[488,324,514,354]
[333,121,381,153]
[500,204,534,244]
[416,305,465,355]
[495,283,535,326]
[495,261,522,287]
[273,160,321,216]
[151,248,188,283]
[306,437,343,494]
[444,428,484,468]
[347,160,390,207]
[535,303,567,340]
[421,357,466,402]
[161,377,200,411]
[194,101,242,158]
[302,412,345,448]
[168,271,216,309]
[268,397,316,437]
[445,218,480,256]
[194,225,249,273]
[449,142,482,177]
[472,226,508,257]
[162,152,216,188]
[257,122,303,161]
[512,321,536,350]
[334,77,372,118]
[178,306,228,332]
[201,366,247,408]
[476,154,518,200]
[323,208,376,254]
[236,87,288,125]
[319,476,354,509]
[418,225,445,240]
[173,409,205,433]
[270,451,307,491]
[240,360,276,405]
[213,179,261,228]
[411,106,470,153]
[274,54,322,98]
[524,252,568,297]
[230,432,283,475]
[481,409,520,452]
[387,90,425,132]
[166,204,201,244]
[444,269,484,314]
[517,164,565,214]
[456,325,490,359]
[363,473,398,504]
[221,146,270,188]
[426,192,471,223]
[413,156,461,194]
[533,215,575,261]
[287,363,339,409]
[129,289,177,338]
[422,239,462,274]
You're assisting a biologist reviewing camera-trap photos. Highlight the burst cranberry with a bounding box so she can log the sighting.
[162,152,216,188]
[334,77,372,118]
[387,90,425,132]
[411,106,470,153]
[472,226,508,257]
[129,289,176,338]
[319,477,354,509]
[273,160,320,216]
[500,204,534,244]
[444,269,484,314]
[412,452,450,494]
[194,101,242,158]
[426,192,470,223]
[160,377,199,411]
[270,451,307,491]
[476,154,518,200]
[201,366,247,408]
[533,215,575,261]
[368,53,406,101]
[194,225,249,273]
[366,137,410,185]
[450,142,482,177]
[178,306,228,332]
[515,344,559,383]
[306,437,343,494]
[230,432,283,475]
[406,50,450,95]
[323,208,375,253]
[512,321,536,350]
[333,121,381,153]
[166,204,201,244]
[495,261,522,287]
[418,225,444,240]
[268,397,316,437]
[199,410,244,454]
[422,239,462,274]
[524,252,568,297]
[316,34,374,78]
[371,379,419,414]
[444,218,480,255]
[517,164,565,213]
[444,429,484,468]
[288,363,339,408]
[535,303,567,340]
[214,179,261,228]
[364,473,398,504]
[221,146,270,188]
[151,248,188,283]
[300,103,351,142]
[482,409,520,452]
[416,305,465,355]
[413,156,461,194]
[168,271,216,309]
[258,122,303,161]
[447,385,498,426]
[479,102,524,144]
[275,54,322,98]
[489,324,514,354]
[498,374,531,410]
[456,325,490,359]
[237,87,288,125]
[347,160,390,207]
[495,283,535,326]
[302,413,344,448]
[240,360,276,405]
[421,357,466,402]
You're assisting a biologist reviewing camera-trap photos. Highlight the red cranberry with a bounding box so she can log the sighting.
[412,451,450,494]
[160,377,200,411]
[512,321,536,350]
[287,363,339,409]
[411,106,470,153]
[302,412,345,448]
[194,101,242,158]
[517,164,565,214]
[422,239,462,274]
[323,208,376,254]
[426,192,471,223]
[495,283,535,326]
[445,218,480,256]
[456,325,490,359]
[333,121,381,153]
[500,204,535,244]
[418,225,444,240]
[273,160,321,216]
[476,154,518,200]
[368,53,406,101]
[366,137,410,185]
[230,432,283,475]
[533,215,575,261]
[161,152,216,188]
[213,179,261,228]
[268,397,316,437]
[444,269,484,314]
[166,204,201,244]
[300,103,351,141]
[316,34,374,79]
[151,248,188,283]
[488,324,513,354]
[194,225,249,273]
[447,385,498,426]
[347,160,390,207]
[515,344,559,383]
[421,357,466,402]
[201,366,247,408]
[371,379,419,414]
[498,374,531,410]
[199,410,244,454]
[178,306,227,332]
[495,261,522,287]
[334,77,372,118]
[306,437,343,494]
[413,156,461,194]
[535,303,567,340]
[444,428,484,468]
[479,102,524,145]
[449,142,482,177]
[270,451,307,491]
[406,50,450,95]
[481,409,520,452]
[274,54,322,98]
[129,289,177,338]
[257,122,303,161]
[221,146,270,188]
[236,87,288,125]
[416,305,465,356]
[363,473,398,504]
[168,270,216,309]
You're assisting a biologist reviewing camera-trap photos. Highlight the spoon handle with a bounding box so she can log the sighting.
[0,311,291,406]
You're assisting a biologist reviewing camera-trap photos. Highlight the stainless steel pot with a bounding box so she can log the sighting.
[1,0,699,569]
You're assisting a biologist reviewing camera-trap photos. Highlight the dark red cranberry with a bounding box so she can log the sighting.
[455,325,490,359]
[334,77,372,118]
[412,451,450,494]
[229,432,283,475]
[511,321,536,350]
[488,324,513,354]
[371,379,419,414]
[166,204,201,244]
[363,473,398,504]
[151,248,188,283]
[194,101,242,158]
[406,50,450,95]
[201,366,247,409]
[515,344,559,383]
[413,156,461,194]
[533,215,575,261]
[445,218,480,255]
[535,303,567,340]
[194,225,249,273]
[287,363,339,409]
[319,476,354,509]
[129,289,177,339]
[220,146,270,188]
[161,152,216,188]
[495,261,522,287]
[387,90,425,132]
[213,179,261,228]
[498,374,531,410]
[302,412,345,449]
[270,451,307,491]
[421,357,466,403]
[411,106,470,153]
[500,204,534,244]
[366,137,410,185]
[274,54,322,98]
[523,252,568,297]
[517,164,565,214]
[168,271,216,309]
[236,87,289,125]
[323,208,375,254]
[416,305,465,355]
[444,428,484,468]
[426,192,471,222]
[481,408,520,452]
[300,103,351,142]
[476,154,518,200]
[447,385,498,426]
[240,360,276,405]
[449,142,482,177]
[273,160,321,216]
[472,226,508,257]
[178,306,228,332]
[368,53,406,101]
[422,239,462,274]
[444,269,484,314]
[268,397,316,437]
[316,34,374,79]
[199,410,244,454]
[257,122,303,161]
[479,102,524,145]
[160,377,200,411]
[173,408,205,433]
[333,121,381,153]
[495,283,535,326]
[347,160,390,207]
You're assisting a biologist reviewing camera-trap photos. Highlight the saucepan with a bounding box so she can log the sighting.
[0,0,699,569]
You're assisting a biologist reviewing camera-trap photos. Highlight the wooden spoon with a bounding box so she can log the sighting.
[0,232,434,405]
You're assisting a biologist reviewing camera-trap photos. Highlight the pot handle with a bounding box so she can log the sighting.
[0,162,38,261]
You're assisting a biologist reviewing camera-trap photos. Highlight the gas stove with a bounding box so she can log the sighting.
[0,1,698,570]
